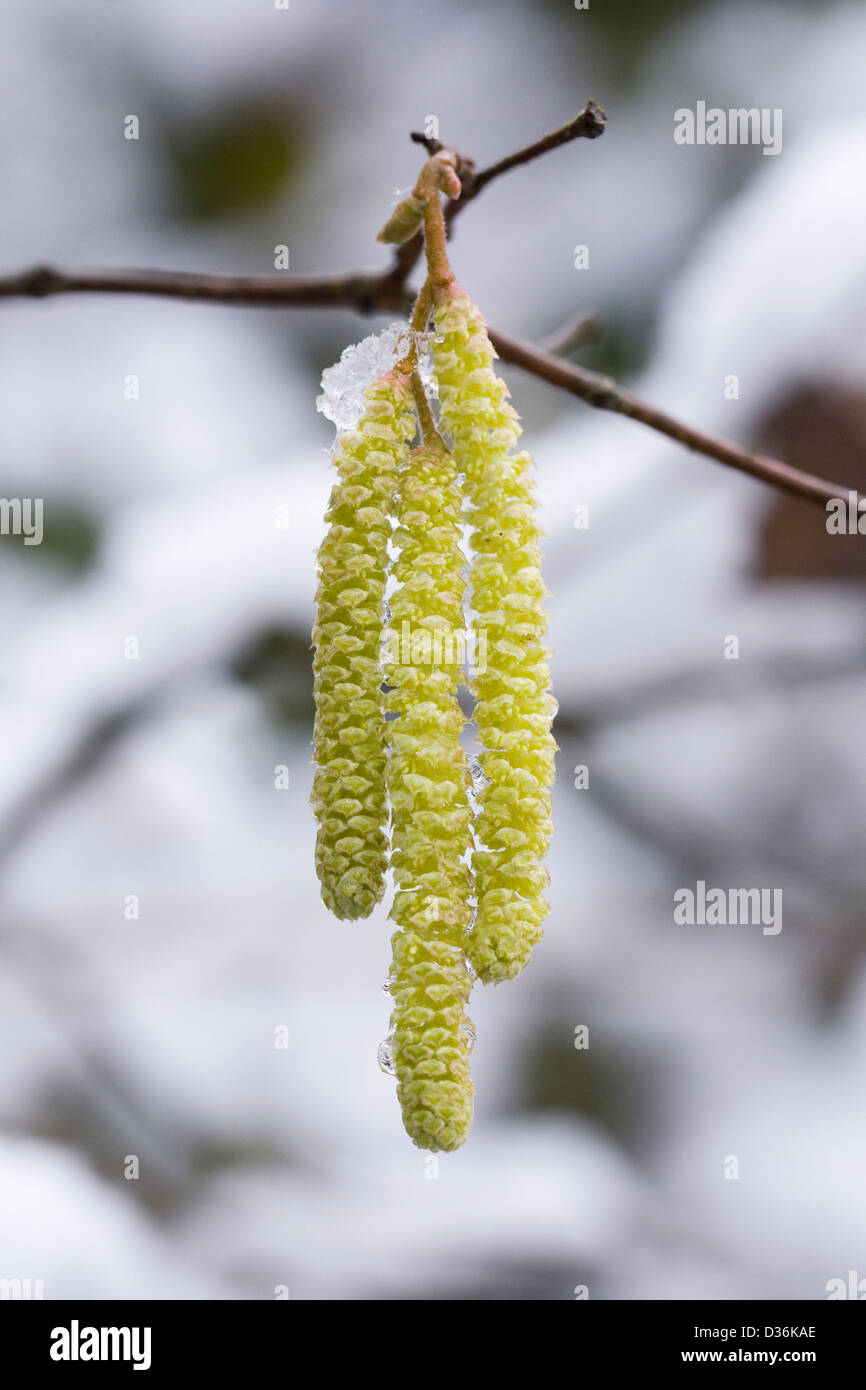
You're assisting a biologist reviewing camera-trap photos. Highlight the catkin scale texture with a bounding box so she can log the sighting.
[385,445,475,1151]
[432,287,557,984]
[311,371,416,919]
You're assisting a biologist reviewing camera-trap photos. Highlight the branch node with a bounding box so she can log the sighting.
[568,99,607,140]
[410,130,443,155]
[25,265,63,297]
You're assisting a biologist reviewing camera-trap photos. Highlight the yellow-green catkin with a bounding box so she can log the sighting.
[385,444,475,1150]
[311,370,416,919]
[432,285,557,983]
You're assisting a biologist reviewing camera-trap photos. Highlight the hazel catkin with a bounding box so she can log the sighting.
[431,285,557,983]
[311,370,416,919]
[384,444,475,1150]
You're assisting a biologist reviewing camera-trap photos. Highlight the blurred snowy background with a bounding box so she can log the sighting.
[0,0,864,1300]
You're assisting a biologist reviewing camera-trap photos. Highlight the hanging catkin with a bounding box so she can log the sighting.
[385,443,475,1151]
[431,285,557,983]
[311,370,417,919]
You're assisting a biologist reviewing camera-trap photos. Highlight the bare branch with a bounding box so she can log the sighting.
[410,130,444,156]
[0,105,857,513]
[0,263,412,314]
[540,308,603,355]
[391,102,606,289]
[489,327,858,509]
[467,100,607,198]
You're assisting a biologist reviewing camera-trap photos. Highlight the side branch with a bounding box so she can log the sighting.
[0,259,854,510]
[398,100,606,284]
[0,260,855,510]
[0,264,413,314]
[467,101,607,197]
[0,105,856,513]
[489,329,856,509]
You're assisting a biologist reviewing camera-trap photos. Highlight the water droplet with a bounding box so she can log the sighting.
[377,1035,396,1075]
[459,1023,477,1053]
[381,975,397,997]
[468,756,489,792]
[465,959,477,982]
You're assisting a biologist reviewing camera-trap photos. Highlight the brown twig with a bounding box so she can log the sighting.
[385,149,460,288]
[411,371,445,451]
[0,263,413,314]
[467,101,606,198]
[395,101,606,285]
[541,308,603,355]
[488,328,854,507]
[410,131,444,156]
[0,106,857,512]
[0,259,851,509]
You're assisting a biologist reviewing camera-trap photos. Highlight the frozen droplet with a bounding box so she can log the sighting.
[377,1034,396,1075]
[381,974,397,997]
[317,324,421,432]
[465,959,477,982]
[468,756,490,792]
[416,341,437,396]
[459,1023,477,1053]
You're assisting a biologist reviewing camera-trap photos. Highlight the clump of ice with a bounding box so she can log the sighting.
[468,754,490,794]
[316,323,434,432]
[417,344,438,402]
